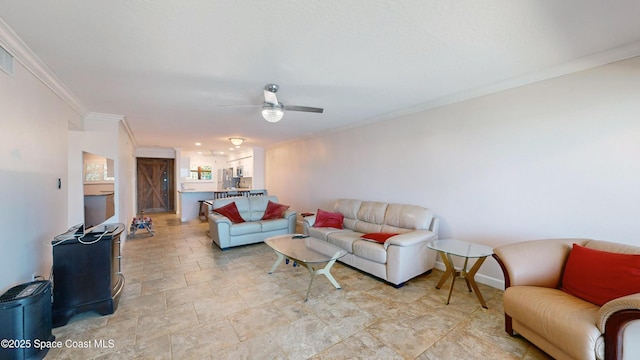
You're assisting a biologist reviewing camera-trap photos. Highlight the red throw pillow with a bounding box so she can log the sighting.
[361,233,399,243]
[314,209,344,229]
[562,243,640,306]
[261,200,290,220]
[213,202,245,224]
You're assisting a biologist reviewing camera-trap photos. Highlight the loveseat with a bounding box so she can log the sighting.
[208,196,296,249]
[302,199,439,286]
[493,238,640,360]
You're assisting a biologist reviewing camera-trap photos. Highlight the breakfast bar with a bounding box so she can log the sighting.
[178,189,267,222]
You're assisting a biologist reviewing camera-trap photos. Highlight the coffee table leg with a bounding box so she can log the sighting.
[304,266,316,302]
[317,258,341,289]
[302,258,341,302]
[268,252,285,274]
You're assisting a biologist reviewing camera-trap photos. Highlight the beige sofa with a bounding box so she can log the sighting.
[208,196,296,249]
[302,199,439,286]
[493,238,640,360]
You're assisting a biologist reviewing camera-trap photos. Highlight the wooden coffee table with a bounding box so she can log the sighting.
[265,234,347,301]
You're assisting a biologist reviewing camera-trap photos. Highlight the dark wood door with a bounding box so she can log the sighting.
[136,157,174,213]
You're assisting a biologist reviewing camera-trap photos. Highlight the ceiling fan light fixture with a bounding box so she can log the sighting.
[229,137,244,146]
[262,103,284,122]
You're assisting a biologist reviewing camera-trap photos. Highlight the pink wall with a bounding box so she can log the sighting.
[265,56,640,289]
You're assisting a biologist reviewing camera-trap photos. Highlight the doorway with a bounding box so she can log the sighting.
[136,157,175,213]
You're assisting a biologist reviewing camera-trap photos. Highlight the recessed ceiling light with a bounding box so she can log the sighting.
[195,142,202,146]
[197,151,202,154]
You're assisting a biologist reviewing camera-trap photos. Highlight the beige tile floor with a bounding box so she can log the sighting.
[46,213,552,359]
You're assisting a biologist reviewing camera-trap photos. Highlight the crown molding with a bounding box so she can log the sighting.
[270,41,640,151]
[0,18,88,122]
[86,112,138,148]
[379,40,640,124]
[85,112,124,122]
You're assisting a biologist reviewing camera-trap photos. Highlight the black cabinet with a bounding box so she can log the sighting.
[51,224,125,328]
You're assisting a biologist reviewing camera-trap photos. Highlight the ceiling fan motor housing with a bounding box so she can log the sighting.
[265,84,279,93]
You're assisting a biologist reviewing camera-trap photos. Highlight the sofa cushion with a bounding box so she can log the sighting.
[260,218,289,232]
[229,221,262,235]
[334,199,362,220]
[261,200,290,220]
[361,232,399,243]
[353,240,387,264]
[247,196,279,221]
[213,202,245,223]
[562,243,640,306]
[326,230,361,252]
[353,221,383,234]
[357,202,388,224]
[308,227,344,241]
[314,209,344,229]
[504,286,600,360]
[383,203,433,230]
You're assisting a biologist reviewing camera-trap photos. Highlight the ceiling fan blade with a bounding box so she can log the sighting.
[217,104,261,108]
[283,105,324,113]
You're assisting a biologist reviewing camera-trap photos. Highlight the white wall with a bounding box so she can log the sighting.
[265,56,640,289]
[68,116,136,241]
[118,121,136,229]
[0,59,82,292]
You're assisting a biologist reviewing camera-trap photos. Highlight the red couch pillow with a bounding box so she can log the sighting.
[313,209,344,229]
[562,243,640,306]
[261,200,290,220]
[361,233,399,243]
[213,202,245,224]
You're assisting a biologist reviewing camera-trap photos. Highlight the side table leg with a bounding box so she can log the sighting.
[467,256,489,309]
[444,253,457,305]
[435,251,454,289]
[461,257,472,292]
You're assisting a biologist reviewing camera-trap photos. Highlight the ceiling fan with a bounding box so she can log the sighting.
[222,84,323,123]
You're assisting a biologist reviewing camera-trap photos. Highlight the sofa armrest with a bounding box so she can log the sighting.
[303,215,316,234]
[208,213,231,249]
[492,238,588,288]
[597,293,640,360]
[283,209,296,220]
[209,213,232,225]
[283,209,297,233]
[385,230,437,249]
[597,293,640,332]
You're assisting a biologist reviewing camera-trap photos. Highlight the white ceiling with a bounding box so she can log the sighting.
[1,1,639,154]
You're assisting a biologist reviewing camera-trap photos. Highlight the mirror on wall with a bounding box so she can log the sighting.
[83,151,115,230]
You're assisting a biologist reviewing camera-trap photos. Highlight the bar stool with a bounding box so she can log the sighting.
[198,200,208,221]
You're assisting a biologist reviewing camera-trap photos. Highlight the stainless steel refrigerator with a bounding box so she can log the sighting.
[217,168,234,190]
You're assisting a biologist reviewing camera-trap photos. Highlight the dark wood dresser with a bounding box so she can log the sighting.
[51,224,125,327]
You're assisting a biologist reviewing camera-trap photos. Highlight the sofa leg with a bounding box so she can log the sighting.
[505,314,514,335]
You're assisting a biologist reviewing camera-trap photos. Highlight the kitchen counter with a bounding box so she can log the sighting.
[177,189,267,222]
[178,188,254,193]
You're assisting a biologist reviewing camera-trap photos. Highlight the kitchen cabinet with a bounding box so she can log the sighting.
[226,148,264,188]
[240,157,253,177]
